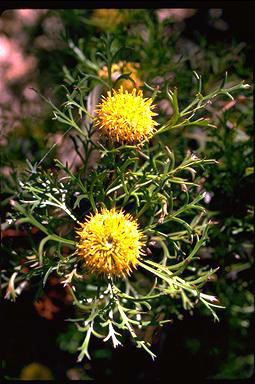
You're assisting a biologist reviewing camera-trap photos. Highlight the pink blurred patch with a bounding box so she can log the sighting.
[16,9,48,24]
[0,35,37,81]
[156,9,196,22]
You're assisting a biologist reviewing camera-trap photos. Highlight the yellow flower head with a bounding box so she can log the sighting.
[122,62,143,91]
[91,9,127,30]
[94,86,158,144]
[98,61,143,92]
[76,208,145,278]
[20,363,54,380]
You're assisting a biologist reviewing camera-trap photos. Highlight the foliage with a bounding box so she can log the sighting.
[1,9,253,380]
[1,29,251,363]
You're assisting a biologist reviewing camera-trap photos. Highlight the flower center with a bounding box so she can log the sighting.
[104,235,115,250]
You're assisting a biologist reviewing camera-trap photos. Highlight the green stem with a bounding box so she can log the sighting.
[38,235,76,265]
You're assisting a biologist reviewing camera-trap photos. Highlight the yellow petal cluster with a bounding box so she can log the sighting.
[98,61,143,91]
[90,9,127,30]
[94,86,158,144]
[76,208,145,278]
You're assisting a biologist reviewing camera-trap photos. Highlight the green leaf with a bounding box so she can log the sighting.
[113,73,135,89]
[73,194,89,209]
[111,46,134,65]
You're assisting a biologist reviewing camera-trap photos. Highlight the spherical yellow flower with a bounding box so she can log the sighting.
[122,62,144,91]
[94,86,158,144]
[20,363,54,380]
[91,9,127,31]
[98,61,143,92]
[76,208,145,278]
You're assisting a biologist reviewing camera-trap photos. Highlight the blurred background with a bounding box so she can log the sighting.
[1,8,253,381]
